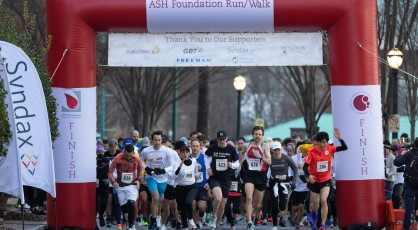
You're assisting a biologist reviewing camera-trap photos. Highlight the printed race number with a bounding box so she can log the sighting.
[230,181,238,192]
[196,172,203,183]
[184,170,194,182]
[216,159,228,171]
[248,159,261,171]
[121,172,133,184]
[317,161,328,172]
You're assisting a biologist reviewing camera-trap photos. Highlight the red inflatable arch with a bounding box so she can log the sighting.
[47,0,383,229]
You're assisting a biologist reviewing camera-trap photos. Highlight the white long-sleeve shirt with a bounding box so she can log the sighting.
[140,145,175,183]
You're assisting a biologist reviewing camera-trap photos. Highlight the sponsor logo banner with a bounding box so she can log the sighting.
[109,33,323,67]
[331,85,384,181]
[0,41,56,199]
[146,0,274,33]
[53,87,96,183]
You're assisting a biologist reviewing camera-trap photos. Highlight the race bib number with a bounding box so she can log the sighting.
[196,172,204,183]
[317,161,328,172]
[230,181,238,192]
[248,159,261,171]
[121,172,134,184]
[184,170,195,182]
[216,159,228,171]
[274,175,287,181]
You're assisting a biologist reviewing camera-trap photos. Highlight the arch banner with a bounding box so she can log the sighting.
[108,32,323,67]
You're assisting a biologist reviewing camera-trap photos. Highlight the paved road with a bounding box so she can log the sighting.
[96,219,339,230]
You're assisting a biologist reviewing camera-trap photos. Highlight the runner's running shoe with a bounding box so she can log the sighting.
[148,222,158,230]
[209,217,217,229]
[188,219,197,229]
[325,218,333,227]
[247,222,255,230]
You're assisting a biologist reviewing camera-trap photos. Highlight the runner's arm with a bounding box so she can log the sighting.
[239,146,246,165]
[204,154,212,171]
[393,154,407,167]
[164,150,174,174]
[336,139,348,152]
[303,162,310,177]
[108,158,117,184]
[230,160,240,169]
[262,144,271,165]
[287,155,298,185]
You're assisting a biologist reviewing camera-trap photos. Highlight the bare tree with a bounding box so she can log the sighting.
[196,67,211,136]
[101,67,198,137]
[400,23,418,139]
[378,0,418,139]
[265,36,331,139]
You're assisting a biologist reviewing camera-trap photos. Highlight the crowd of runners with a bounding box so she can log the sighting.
[95,126,350,230]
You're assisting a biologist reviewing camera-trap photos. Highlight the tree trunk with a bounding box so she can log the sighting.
[197,68,211,136]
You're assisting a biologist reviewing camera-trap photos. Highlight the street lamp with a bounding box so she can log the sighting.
[387,48,403,140]
[233,75,246,138]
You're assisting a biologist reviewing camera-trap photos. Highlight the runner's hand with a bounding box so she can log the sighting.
[308,175,316,183]
[290,182,296,190]
[207,168,213,176]
[333,127,342,140]
[113,181,119,189]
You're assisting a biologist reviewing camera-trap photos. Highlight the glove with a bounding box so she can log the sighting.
[184,159,192,166]
[145,167,154,175]
[290,182,296,190]
[154,168,166,175]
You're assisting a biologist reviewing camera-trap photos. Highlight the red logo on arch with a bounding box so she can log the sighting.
[350,92,372,114]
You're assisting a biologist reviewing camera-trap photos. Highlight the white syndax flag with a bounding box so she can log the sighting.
[0,52,24,203]
[0,41,56,200]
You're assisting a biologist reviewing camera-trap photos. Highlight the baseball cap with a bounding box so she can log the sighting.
[179,136,188,145]
[180,145,190,152]
[270,141,282,150]
[141,137,150,147]
[217,130,227,140]
[123,138,134,146]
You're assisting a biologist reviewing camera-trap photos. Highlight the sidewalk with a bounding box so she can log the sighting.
[0,198,46,230]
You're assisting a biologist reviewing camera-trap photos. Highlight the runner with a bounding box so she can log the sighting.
[140,131,175,230]
[224,141,242,230]
[175,145,199,229]
[104,139,122,226]
[303,128,347,230]
[240,126,272,230]
[190,139,209,229]
[205,130,240,229]
[160,141,182,230]
[108,143,143,230]
[290,143,311,229]
[268,141,297,230]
